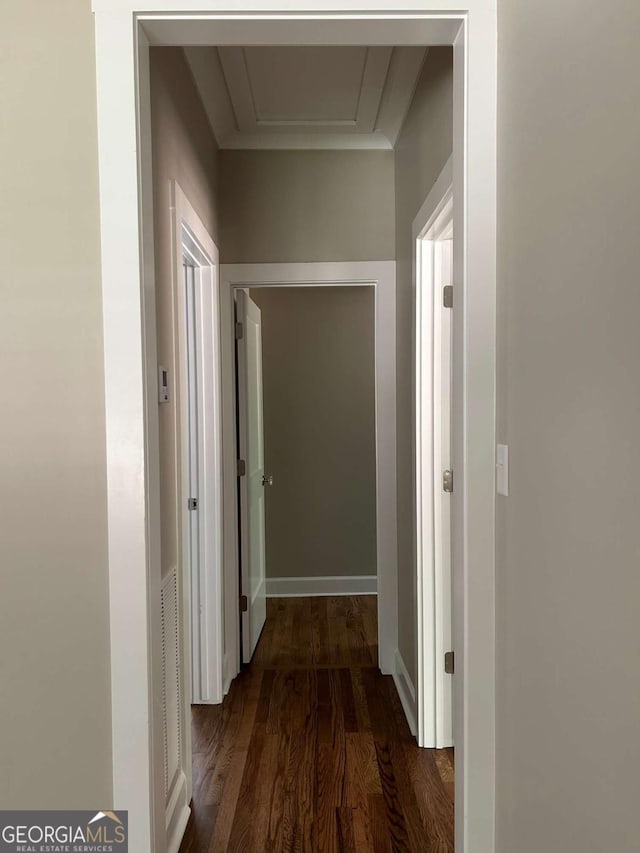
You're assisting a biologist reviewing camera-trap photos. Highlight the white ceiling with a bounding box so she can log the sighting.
[185,46,427,150]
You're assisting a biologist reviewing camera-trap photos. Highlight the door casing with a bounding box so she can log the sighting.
[220,263,397,691]
[170,182,222,852]
[172,182,223,712]
[413,156,454,749]
[92,5,497,852]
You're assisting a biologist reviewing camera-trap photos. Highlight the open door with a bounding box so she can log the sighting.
[236,290,268,662]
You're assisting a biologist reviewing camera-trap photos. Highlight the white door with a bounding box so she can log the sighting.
[184,262,204,700]
[236,290,267,662]
[182,251,223,705]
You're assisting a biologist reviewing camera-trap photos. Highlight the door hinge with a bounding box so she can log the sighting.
[443,285,453,308]
[443,469,453,493]
[237,459,246,477]
[187,497,198,511]
[235,322,244,340]
[240,594,248,613]
[444,651,455,674]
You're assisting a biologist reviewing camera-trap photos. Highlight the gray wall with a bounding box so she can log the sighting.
[394,48,453,682]
[496,2,640,850]
[220,149,395,263]
[0,0,112,806]
[250,286,377,579]
[7,6,640,847]
[150,48,221,580]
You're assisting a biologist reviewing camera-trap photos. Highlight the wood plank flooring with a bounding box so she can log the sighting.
[179,596,454,852]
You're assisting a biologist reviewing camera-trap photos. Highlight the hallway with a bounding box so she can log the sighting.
[179,596,454,852]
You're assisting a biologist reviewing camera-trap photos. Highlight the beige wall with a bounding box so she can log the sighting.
[220,150,395,263]
[496,1,640,850]
[250,286,377,580]
[8,6,640,846]
[394,48,453,681]
[150,48,221,579]
[0,0,112,806]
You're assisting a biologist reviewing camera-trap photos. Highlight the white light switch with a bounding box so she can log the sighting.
[496,444,509,496]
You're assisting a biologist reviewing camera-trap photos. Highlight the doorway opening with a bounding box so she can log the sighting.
[177,209,223,707]
[235,284,378,665]
[414,158,454,749]
[166,183,223,850]
[184,273,417,852]
[220,263,398,694]
[94,7,497,853]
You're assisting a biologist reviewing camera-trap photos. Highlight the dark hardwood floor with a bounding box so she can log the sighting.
[179,596,454,852]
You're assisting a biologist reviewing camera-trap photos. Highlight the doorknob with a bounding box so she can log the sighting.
[262,474,273,486]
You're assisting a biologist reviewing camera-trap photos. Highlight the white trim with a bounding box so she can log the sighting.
[171,182,223,708]
[93,8,496,852]
[266,576,378,598]
[135,26,166,853]
[165,789,190,853]
[161,567,190,850]
[375,47,429,148]
[183,48,235,149]
[413,158,454,750]
[393,649,417,737]
[96,0,469,10]
[413,155,454,243]
[220,261,397,679]
[136,15,463,48]
[94,16,160,853]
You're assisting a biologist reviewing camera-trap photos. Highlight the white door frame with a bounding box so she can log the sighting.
[92,5,497,852]
[413,157,454,749]
[162,183,222,853]
[172,182,223,711]
[220,262,397,687]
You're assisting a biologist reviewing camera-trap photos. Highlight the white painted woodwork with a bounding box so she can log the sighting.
[181,251,222,706]
[393,648,418,737]
[172,183,223,713]
[93,6,497,851]
[220,261,397,679]
[169,185,222,853]
[184,264,202,698]
[185,45,425,150]
[413,158,455,750]
[161,568,190,853]
[236,290,268,662]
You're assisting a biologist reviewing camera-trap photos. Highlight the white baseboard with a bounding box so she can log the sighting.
[167,805,190,853]
[165,770,190,853]
[265,575,377,597]
[222,652,233,698]
[393,648,417,737]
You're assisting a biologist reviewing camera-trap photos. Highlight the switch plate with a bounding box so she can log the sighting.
[158,365,169,404]
[496,444,509,496]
